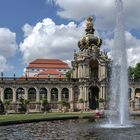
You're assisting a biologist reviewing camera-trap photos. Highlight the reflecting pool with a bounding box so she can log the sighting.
[0,119,140,140]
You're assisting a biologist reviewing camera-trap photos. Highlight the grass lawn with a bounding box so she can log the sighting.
[0,112,93,123]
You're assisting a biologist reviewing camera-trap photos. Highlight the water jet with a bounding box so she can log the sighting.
[104,0,132,128]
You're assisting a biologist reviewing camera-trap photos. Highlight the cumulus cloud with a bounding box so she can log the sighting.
[20,17,140,67]
[104,31,140,66]
[0,28,18,57]
[0,28,18,72]
[48,0,140,30]
[20,18,85,65]
[0,55,13,72]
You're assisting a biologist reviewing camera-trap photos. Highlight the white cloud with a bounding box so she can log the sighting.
[48,0,140,30]
[0,55,13,72]
[20,17,140,67]
[0,28,18,72]
[104,31,140,66]
[0,28,18,57]
[22,24,33,37]
[20,18,85,65]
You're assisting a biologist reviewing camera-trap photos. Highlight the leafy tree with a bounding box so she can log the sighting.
[128,63,140,80]
[134,63,140,79]
[59,100,69,113]
[22,99,30,114]
[42,97,48,113]
[79,98,84,103]
[59,100,69,107]
[4,100,10,114]
[128,66,135,80]
[66,70,72,79]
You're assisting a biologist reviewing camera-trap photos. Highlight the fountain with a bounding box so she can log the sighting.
[101,0,132,128]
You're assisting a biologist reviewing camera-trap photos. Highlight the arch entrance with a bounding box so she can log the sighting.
[88,86,99,109]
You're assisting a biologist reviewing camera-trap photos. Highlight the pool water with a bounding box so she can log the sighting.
[0,119,140,140]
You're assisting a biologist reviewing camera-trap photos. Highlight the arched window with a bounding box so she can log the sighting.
[4,88,13,101]
[28,88,36,101]
[51,88,58,101]
[62,88,69,101]
[16,88,25,100]
[39,88,47,100]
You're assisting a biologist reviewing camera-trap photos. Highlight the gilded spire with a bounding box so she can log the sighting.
[85,16,95,34]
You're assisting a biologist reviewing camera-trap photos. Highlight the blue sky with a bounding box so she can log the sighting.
[0,0,140,77]
[0,0,66,76]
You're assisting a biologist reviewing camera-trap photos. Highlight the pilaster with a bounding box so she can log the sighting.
[58,87,62,102]
[0,88,4,102]
[13,87,16,103]
[47,88,51,102]
[36,88,40,102]
[24,87,28,100]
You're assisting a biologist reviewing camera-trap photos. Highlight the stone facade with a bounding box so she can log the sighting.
[71,16,109,110]
[0,17,140,113]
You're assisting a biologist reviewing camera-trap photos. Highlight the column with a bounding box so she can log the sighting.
[69,86,74,111]
[83,65,86,78]
[78,64,81,78]
[36,88,40,102]
[47,88,51,102]
[131,87,135,110]
[79,86,83,99]
[13,87,16,102]
[85,65,89,78]
[58,87,61,102]
[131,87,135,100]
[100,66,103,80]
[98,64,101,79]
[69,87,73,102]
[102,65,105,79]
[84,86,87,111]
[102,86,105,99]
[86,87,89,110]
[81,65,83,78]
[0,88,4,102]
[24,87,28,100]
[99,86,103,99]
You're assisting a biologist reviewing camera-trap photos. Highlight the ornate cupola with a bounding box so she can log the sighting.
[78,16,102,51]
[72,16,109,81]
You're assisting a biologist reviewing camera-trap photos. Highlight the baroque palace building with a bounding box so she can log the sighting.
[25,59,70,78]
[0,17,140,113]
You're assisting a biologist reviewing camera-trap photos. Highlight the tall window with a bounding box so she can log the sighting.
[16,88,25,100]
[4,88,13,101]
[51,88,58,101]
[62,88,69,101]
[28,88,36,101]
[89,59,98,79]
[39,88,47,100]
